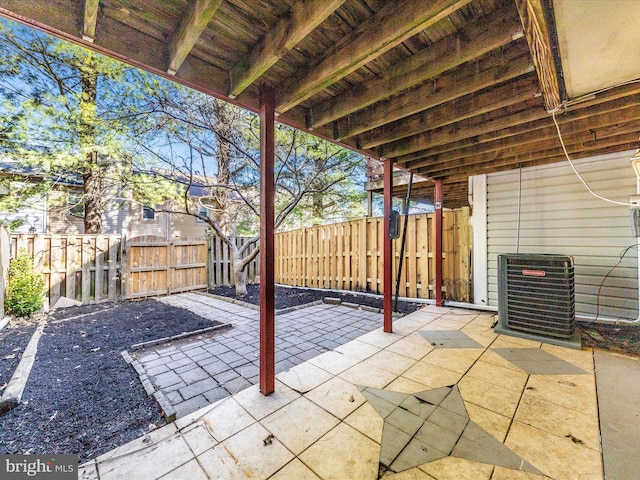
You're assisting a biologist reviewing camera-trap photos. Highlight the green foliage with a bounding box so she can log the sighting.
[0,218,25,231]
[5,249,45,317]
[0,18,180,229]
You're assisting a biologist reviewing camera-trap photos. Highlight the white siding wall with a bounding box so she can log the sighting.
[484,150,638,321]
[0,195,47,233]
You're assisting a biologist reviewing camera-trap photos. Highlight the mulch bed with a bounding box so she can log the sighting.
[0,299,220,462]
[578,321,640,357]
[0,286,638,464]
[0,319,38,392]
[209,283,425,314]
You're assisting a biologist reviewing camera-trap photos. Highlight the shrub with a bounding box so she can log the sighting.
[5,249,45,317]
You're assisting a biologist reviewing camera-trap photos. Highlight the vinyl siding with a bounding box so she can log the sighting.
[0,195,47,233]
[485,149,638,321]
[171,213,208,239]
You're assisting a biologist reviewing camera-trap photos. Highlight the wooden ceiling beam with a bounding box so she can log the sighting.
[443,142,639,182]
[275,0,472,114]
[417,117,640,176]
[82,0,99,42]
[516,0,562,110]
[386,98,548,159]
[308,5,523,130]
[228,0,346,99]
[435,135,639,179]
[405,114,640,170]
[335,42,534,141]
[360,74,539,150]
[394,91,640,164]
[167,0,223,75]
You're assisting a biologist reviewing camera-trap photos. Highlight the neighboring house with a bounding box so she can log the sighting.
[0,161,216,239]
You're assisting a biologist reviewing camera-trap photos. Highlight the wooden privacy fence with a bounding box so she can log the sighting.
[124,236,208,299]
[5,234,209,307]
[208,235,259,287]
[8,234,124,307]
[275,208,472,302]
[3,208,471,308]
[0,227,9,317]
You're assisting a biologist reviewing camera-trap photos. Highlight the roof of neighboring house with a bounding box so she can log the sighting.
[0,160,82,187]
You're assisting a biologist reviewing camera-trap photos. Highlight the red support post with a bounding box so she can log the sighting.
[435,178,444,307]
[383,158,393,333]
[259,84,275,395]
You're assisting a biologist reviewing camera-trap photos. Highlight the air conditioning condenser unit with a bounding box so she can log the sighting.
[495,253,581,349]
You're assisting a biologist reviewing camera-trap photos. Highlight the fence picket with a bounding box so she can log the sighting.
[4,209,471,307]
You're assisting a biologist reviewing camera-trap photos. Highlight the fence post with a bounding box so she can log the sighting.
[0,227,8,318]
[120,235,127,299]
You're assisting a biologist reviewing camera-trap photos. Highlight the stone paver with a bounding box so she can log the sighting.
[135,293,384,418]
[82,301,640,480]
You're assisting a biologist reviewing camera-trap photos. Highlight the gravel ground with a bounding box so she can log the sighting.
[0,286,638,464]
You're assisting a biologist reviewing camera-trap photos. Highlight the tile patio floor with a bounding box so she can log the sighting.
[79,297,639,480]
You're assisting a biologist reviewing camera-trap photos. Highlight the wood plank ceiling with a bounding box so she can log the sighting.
[0,0,639,208]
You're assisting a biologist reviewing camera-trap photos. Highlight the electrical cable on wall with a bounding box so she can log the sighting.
[591,243,638,322]
[516,164,522,254]
[546,78,640,323]
[549,77,640,208]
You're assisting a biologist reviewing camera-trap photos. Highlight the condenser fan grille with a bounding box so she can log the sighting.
[498,254,575,339]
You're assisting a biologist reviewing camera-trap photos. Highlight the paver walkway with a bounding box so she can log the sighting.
[136,293,383,417]
[81,302,631,480]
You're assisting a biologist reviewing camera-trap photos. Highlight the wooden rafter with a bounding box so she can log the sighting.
[167,0,222,75]
[229,0,346,99]
[308,5,523,130]
[360,74,539,150]
[336,43,534,141]
[396,90,640,166]
[516,0,562,111]
[430,133,640,179]
[384,99,548,159]
[82,0,99,42]
[275,0,472,114]
[407,116,640,171]
[416,118,640,177]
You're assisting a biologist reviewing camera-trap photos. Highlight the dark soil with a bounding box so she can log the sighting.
[209,283,425,315]
[578,321,640,357]
[0,299,220,462]
[1,286,638,464]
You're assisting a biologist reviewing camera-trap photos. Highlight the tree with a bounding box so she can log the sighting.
[0,19,171,232]
[138,87,367,295]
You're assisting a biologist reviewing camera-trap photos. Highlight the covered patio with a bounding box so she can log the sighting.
[1,0,639,478]
[78,297,638,479]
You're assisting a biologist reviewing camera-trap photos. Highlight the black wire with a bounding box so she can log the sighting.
[594,243,638,322]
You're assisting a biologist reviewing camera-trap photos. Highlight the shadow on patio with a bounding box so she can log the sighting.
[80,299,638,480]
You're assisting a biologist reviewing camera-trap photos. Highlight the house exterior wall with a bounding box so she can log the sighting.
[171,212,209,239]
[0,194,48,233]
[480,149,638,321]
[127,203,170,240]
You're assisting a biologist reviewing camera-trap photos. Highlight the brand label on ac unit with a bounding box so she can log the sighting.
[522,269,546,277]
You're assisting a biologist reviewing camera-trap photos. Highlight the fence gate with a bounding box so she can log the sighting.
[124,236,208,299]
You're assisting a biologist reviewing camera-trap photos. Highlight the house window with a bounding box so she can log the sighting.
[142,206,155,220]
[196,205,208,223]
[67,193,84,217]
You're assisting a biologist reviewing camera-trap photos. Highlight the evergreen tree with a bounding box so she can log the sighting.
[0,19,172,232]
